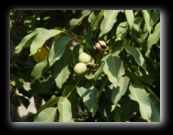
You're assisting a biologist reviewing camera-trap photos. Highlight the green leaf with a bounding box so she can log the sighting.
[111,76,130,106]
[77,86,98,117]
[114,106,121,122]
[34,107,57,122]
[150,10,160,27]
[103,55,125,88]
[53,51,72,89]
[31,57,49,81]
[125,10,134,29]
[90,10,104,31]
[129,83,153,122]
[149,94,160,122]
[141,10,151,34]
[121,94,139,122]
[115,22,128,41]
[69,10,91,30]
[58,97,72,122]
[132,17,143,32]
[145,22,160,57]
[62,85,78,115]
[139,59,156,85]
[14,28,43,54]
[62,85,76,97]
[72,45,81,65]
[100,10,120,37]
[30,80,53,96]
[48,36,72,66]
[124,45,147,70]
[94,61,105,80]
[35,97,59,117]
[30,29,61,56]
[111,43,123,56]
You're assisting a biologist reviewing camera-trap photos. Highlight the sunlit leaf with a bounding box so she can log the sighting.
[34,107,57,122]
[150,10,160,27]
[90,10,104,31]
[30,28,61,55]
[31,57,49,81]
[69,10,91,30]
[62,85,78,115]
[141,10,151,34]
[77,86,98,117]
[129,83,152,122]
[100,10,120,37]
[14,28,44,54]
[58,97,72,122]
[145,22,160,57]
[35,97,59,116]
[103,55,125,88]
[125,10,134,29]
[124,45,147,70]
[132,17,143,32]
[115,22,128,41]
[111,76,130,107]
[53,51,72,89]
[48,36,72,66]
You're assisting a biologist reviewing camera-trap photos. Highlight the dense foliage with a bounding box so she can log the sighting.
[10,10,160,122]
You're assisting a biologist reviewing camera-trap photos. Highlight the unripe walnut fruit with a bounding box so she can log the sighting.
[74,63,87,75]
[78,52,91,64]
[98,40,106,46]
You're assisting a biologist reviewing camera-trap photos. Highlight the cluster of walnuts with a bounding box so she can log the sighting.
[74,52,91,75]
[73,40,107,75]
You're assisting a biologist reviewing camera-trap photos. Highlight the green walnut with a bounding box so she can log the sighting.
[98,40,106,47]
[78,52,91,64]
[74,62,87,75]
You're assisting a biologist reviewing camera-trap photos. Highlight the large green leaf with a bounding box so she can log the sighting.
[111,76,130,107]
[77,86,98,117]
[145,22,160,57]
[121,94,139,122]
[94,61,105,80]
[69,10,91,30]
[141,10,151,34]
[129,83,154,122]
[124,45,147,70]
[103,55,125,88]
[48,36,72,66]
[14,28,44,54]
[30,29,61,56]
[31,57,49,81]
[58,97,72,122]
[125,10,134,29]
[149,94,160,122]
[35,97,59,117]
[132,17,143,32]
[34,107,57,122]
[115,22,128,41]
[53,51,72,89]
[150,10,160,27]
[89,10,104,31]
[62,85,76,97]
[72,45,81,65]
[100,10,120,37]
[62,85,78,115]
